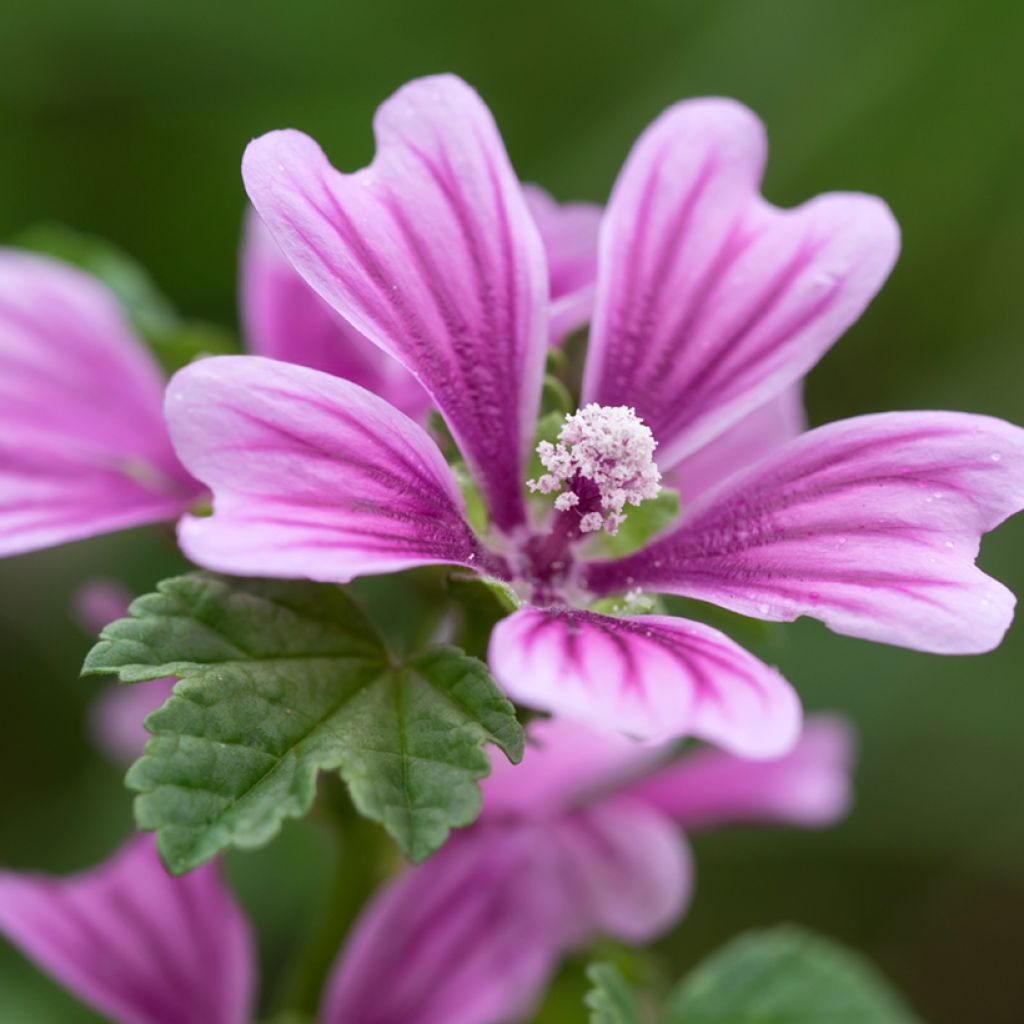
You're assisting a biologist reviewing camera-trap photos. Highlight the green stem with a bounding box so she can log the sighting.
[272,785,389,1017]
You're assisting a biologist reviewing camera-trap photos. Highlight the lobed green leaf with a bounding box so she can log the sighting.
[84,573,523,873]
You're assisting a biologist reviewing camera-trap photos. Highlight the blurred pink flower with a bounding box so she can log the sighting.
[167,73,1024,757]
[0,716,852,1024]
[0,253,203,556]
[74,579,174,765]
[325,715,855,1024]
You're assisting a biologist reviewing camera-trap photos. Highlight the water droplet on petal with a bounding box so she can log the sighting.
[990,452,1002,462]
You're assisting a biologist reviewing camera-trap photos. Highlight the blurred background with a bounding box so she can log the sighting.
[1,0,1022,1020]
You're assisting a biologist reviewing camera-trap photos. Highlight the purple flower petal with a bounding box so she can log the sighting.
[551,797,692,944]
[670,384,805,505]
[582,98,899,469]
[242,74,549,533]
[481,716,666,820]
[321,827,567,1024]
[324,803,689,1024]
[0,251,201,556]
[588,412,1024,654]
[0,835,254,1024]
[240,209,430,420]
[488,608,801,756]
[523,184,602,343]
[166,356,492,583]
[623,714,855,830]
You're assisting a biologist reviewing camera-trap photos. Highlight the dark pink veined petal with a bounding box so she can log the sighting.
[582,98,899,470]
[166,356,497,583]
[488,608,801,757]
[0,251,201,556]
[551,797,692,944]
[321,826,569,1024]
[588,412,1024,654]
[670,384,805,506]
[523,184,602,343]
[481,716,667,821]
[243,74,549,534]
[622,714,855,830]
[0,835,255,1024]
[240,209,430,420]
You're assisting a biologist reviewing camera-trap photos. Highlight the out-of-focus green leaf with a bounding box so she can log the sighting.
[584,963,646,1024]
[82,573,523,873]
[13,222,239,373]
[664,926,921,1023]
[14,221,177,336]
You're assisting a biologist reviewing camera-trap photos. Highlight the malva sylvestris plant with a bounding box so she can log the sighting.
[0,71,1021,1022]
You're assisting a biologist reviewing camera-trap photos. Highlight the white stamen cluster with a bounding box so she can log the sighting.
[527,403,662,535]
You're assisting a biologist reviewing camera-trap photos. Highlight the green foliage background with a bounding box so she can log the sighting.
[1,1,1022,1020]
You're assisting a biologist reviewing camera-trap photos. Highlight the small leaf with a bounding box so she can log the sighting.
[83,573,523,873]
[584,963,645,1024]
[665,926,921,1024]
[601,488,680,558]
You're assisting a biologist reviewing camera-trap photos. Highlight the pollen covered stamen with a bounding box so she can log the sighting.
[527,403,662,535]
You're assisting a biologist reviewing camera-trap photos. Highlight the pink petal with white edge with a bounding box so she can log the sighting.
[624,714,855,830]
[482,716,666,820]
[671,384,805,505]
[488,608,801,757]
[167,356,496,583]
[0,835,254,1024]
[322,827,568,1024]
[0,251,200,556]
[240,210,430,420]
[582,98,899,470]
[523,184,602,343]
[243,74,549,533]
[588,412,1024,654]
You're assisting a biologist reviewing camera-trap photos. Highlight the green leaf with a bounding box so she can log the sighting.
[665,926,921,1024]
[13,221,239,373]
[601,487,680,558]
[15,221,177,338]
[83,573,523,874]
[585,963,646,1024]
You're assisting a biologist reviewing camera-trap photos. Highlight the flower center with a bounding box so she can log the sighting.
[527,403,662,536]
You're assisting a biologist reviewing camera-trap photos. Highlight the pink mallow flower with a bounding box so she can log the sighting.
[0,716,853,1024]
[165,74,1024,757]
